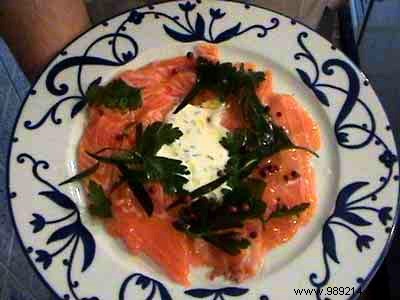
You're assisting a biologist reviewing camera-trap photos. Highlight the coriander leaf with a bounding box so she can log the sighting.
[59,163,99,186]
[207,215,245,231]
[136,122,183,156]
[88,180,112,218]
[204,232,250,256]
[143,156,189,194]
[269,202,310,219]
[240,92,273,136]
[86,79,142,110]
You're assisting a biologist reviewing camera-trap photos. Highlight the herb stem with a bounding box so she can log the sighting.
[293,146,319,158]
[189,174,228,199]
[173,83,202,114]
[59,163,99,186]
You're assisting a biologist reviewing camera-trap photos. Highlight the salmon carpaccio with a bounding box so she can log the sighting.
[78,44,321,286]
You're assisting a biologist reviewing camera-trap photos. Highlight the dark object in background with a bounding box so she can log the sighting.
[337,1,400,300]
[338,4,360,65]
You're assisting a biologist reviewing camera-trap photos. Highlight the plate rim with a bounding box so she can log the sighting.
[5,1,400,299]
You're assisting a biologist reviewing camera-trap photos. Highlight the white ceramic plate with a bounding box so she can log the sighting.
[7,1,399,299]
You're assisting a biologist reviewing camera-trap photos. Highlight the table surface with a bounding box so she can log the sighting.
[0,39,48,300]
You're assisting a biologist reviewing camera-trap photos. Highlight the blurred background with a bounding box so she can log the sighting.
[0,0,398,299]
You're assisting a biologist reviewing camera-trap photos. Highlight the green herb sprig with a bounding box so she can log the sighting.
[268,203,310,219]
[174,58,265,113]
[86,79,142,110]
[62,122,189,217]
[90,122,189,216]
[172,58,317,255]
[87,180,112,218]
[174,179,266,255]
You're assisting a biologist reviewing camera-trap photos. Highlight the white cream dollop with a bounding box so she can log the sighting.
[157,104,229,198]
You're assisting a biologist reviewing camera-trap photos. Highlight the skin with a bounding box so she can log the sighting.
[0,0,348,81]
[0,0,90,81]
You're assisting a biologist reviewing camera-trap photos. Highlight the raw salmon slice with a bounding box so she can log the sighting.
[234,62,257,71]
[259,152,317,252]
[136,71,196,125]
[77,46,321,286]
[257,72,321,150]
[212,70,320,281]
[195,43,220,62]
[220,62,259,130]
[255,71,320,250]
[220,96,246,131]
[79,63,197,186]
[189,220,265,282]
[79,60,197,285]
[78,107,136,191]
[107,185,191,286]
[254,70,320,212]
[120,56,195,89]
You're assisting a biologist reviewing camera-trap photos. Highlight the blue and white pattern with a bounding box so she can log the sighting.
[6,1,399,300]
[119,273,172,300]
[184,287,249,299]
[16,153,97,300]
[23,0,279,131]
[294,31,398,299]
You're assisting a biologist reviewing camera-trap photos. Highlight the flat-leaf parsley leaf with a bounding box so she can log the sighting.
[86,79,142,110]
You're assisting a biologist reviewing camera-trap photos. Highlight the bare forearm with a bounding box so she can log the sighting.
[0,0,90,80]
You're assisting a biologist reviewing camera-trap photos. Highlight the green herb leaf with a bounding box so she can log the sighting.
[269,203,310,219]
[172,58,317,256]
[174,181,266,255]
[85,122,187,216]
[88,180,112,218]
[87,150,142,165]
[119,166,154,216]
[174,58,265,113]
[221,185,267,221]
[136,122,183,156]
[189,174,228,199]
[59,148,117,186]
[219,125,317,196]
[242,178,266,200]
[173,84,202,114]
[86,79,142,110]
[265,126,319,158]
[59,163,99,186]
[143,156,189,194]
[204,232,250,256]
[220,129,249,154]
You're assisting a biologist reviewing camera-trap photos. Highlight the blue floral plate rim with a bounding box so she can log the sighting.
[6,1,400,299]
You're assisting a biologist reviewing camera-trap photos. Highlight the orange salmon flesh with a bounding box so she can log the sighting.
[78,43,321,286]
